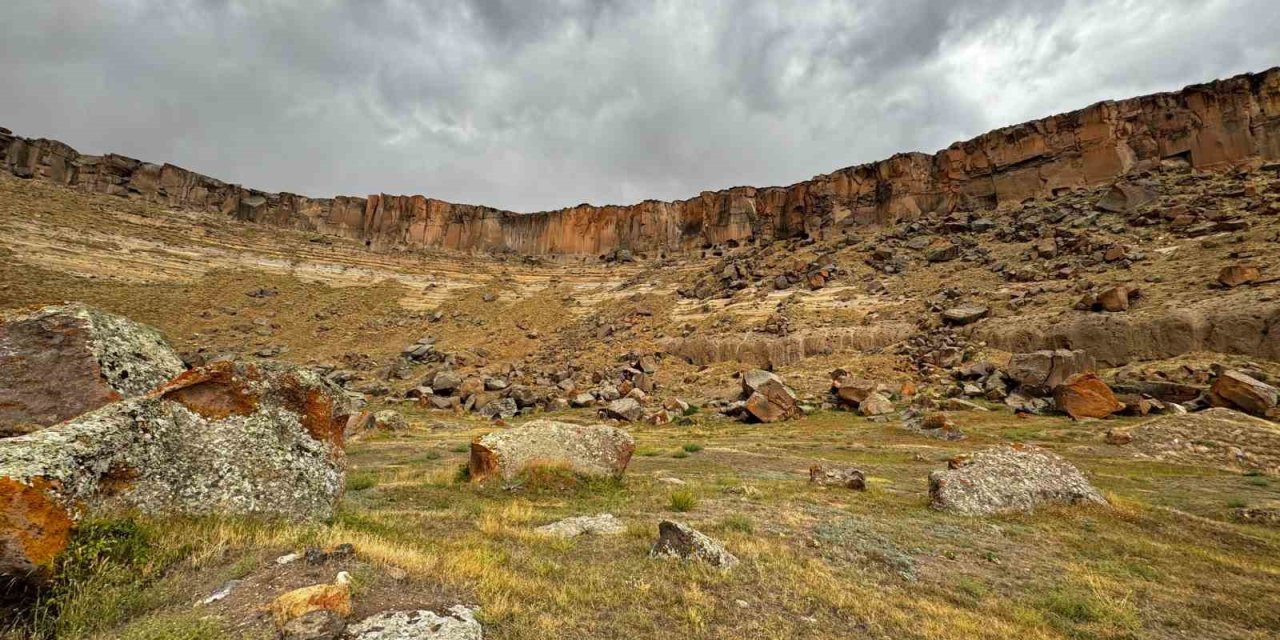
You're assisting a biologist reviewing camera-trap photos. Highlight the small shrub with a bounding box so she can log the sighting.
[682,405,700,416]
[1227,498,1249,508]
[720,514,753,533]
[347,472,378,491]
[669,490,698,512]
[682,443,704,453]
[671,451,689,459]
[454,464,473,483]
[450,443,470,453]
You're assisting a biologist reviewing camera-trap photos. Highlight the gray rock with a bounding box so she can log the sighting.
[929,445,1106,516]
[1005,349,1096,395]
[570,392,596,408]
[858,392,894,416]
[281,609,346,640]
[478,397,518,420]
[941,305,990,326]
[602,397,644,422]
[535,513,626,538]
[346,606,482,640]
[432,370,462,394]
[650,520,738,570]
[373,410,407,431]
[469,419,634,481]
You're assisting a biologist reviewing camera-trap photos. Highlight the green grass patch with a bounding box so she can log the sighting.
[668,490,698,512]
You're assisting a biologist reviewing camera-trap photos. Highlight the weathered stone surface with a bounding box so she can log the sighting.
[649,520,738,570]
[0,360,351,587]
[1095,286,1131,312]
[281,609,346,640]
[941,305,990,326]
[1096,181,1156,213]
[468,419,634,481]
[1218,264,1261,287]
[0,304,186,436]
[602,397,644,422]
[858,392,894,416]
[535,513,626,538]
[1054,373,1123,419]
[1210,370,1279,418]
[346,606,482,640]
[809,465,866,490]
[928,445,1106,515]
[1005,349,1096,395]
[6,68,1277,256]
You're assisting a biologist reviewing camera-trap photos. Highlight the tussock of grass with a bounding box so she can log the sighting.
[668,490,698,512]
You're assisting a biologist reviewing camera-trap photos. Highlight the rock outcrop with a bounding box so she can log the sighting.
[1112,408,1280,476]
[5,67,1279,256]
[649,520,738,570]
[928,445,1106,515]
[468,419,635,481]
[346,606,483,640]
[0,304,186,436]
[0,360,352,588]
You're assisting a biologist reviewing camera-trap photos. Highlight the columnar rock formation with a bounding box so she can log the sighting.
[4,68,1279,255]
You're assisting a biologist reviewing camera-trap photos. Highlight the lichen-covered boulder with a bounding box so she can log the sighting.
[346,606,482,640]
[0,360,351,589]
[468,419,634,482]
[0,304,186,436]
[535,513,626,538]
[649,520,738,570]
[928,445,1106,516]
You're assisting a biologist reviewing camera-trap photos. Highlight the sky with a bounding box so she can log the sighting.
[1,1,1278,212]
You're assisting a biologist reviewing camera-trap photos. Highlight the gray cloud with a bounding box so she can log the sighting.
[2,0,1277,211]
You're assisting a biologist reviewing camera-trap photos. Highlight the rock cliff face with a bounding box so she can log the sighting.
[5,69,1280,256]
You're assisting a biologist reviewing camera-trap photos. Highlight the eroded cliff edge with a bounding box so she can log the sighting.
[5,68,1280,256]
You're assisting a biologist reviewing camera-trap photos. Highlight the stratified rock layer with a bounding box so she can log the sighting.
[0,360,352,587]
[4,68,1278,255]
[0,304,186,435]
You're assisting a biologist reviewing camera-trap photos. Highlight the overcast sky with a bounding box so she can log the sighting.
[2,1,1278,212]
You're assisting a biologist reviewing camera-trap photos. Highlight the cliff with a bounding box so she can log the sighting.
[4,68,1280,256]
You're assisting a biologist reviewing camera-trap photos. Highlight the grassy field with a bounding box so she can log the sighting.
[8,408,1280,639]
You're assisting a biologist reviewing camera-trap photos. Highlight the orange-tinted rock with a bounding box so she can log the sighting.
[5,68,1280,256]
[1209,370,1279,417]
[1218,264,1261,287]
[1096,286,1131,312]
[1054,373,1123,419]
[269,574,353,626]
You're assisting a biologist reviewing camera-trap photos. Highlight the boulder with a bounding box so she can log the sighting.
[1005,349,1096,395]
[1218,264,1261,288]
[941,305,990,326]
[649,520,738,570]
[431,370,462,395]
[808,465,865,490]
[346,606,482,640]
[1115,408,1280,475]
[928,445,1105,516]
[832,375,877,408]
[1054,373,1123,419]
[281,610,346,640]
[535,513,626,538]
[602,397,644,422]
[0,304,186,436]
[740,370,799,422]
[269,572,352,626]
[858,392,894,416]
[372,410,407,431]
[1209,370,1278,418]
[478,397,517,420]
[468,419,634,481]
[1096,181,1155,213]
[1095,286,1131,312]
[0,360,351,588]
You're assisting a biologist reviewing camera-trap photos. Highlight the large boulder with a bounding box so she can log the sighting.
[0,360,351,589]
[928,445,1106,516]
[740,369,800,423]
[1005,349,1096,396]
[1054,373,1123,419]
[468,420,634,482]
[1209,370,1278,418]
[0,304,186,436]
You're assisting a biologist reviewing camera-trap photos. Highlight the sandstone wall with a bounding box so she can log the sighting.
[4,68,1279,256]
